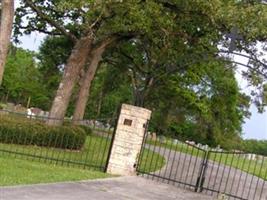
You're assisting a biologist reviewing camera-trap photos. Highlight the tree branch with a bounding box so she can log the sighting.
[24,0,78,43]
[219,49,267,69]
[93,35,119,52]
[18,24,62,36]
[119,50,149,74]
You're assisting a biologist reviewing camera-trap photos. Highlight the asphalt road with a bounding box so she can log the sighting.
[0,176,214,200]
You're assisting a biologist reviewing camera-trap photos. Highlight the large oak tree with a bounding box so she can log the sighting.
[16,0,176,125]
[15,0,267,125]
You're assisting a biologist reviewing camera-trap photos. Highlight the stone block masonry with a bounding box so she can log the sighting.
[106,104,151,176]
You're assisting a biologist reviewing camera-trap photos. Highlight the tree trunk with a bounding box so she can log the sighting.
[135,92,145,107]
[133,75,154,107]
[47,37,92,126]
[0,0,14,85]
[72,37,117,124]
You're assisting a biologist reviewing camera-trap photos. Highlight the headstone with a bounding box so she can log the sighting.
[173,139,179,145]
[247,154,256,160]
[151,132,157,141]
[14,104,23,112]
[30,107,42,116]
[43,111,49,117]
[218,193,229,200]
[256,155,264,163]
[6,103,15,111]
[85,120,93,127]
[186,140,195,146]
[203,144,209,151]
[27,108,33,116]
[39,110,44,117]
[146,132,152,140]
[159,135,166,144]
[105,123,111,129]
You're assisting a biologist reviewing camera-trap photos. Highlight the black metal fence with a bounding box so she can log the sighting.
[0,109,116,172]
[137,134,267,200]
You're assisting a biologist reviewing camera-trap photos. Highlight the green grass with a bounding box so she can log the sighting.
[0,154,110,186]
[0,134,112,170]
[0,134,165,172]
[0,134,166,186]
[209,152,267,180]
[147,139,202,156]
[138,149,166,173]
[146,138,267,180]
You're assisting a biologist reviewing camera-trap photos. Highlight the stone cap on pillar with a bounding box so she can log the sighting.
[121,104,152,120]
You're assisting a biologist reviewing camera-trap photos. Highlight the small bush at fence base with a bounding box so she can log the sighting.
[77,125,93,135]
[0,116,86,150]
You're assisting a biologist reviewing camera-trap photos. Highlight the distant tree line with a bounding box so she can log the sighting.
[241,139,267,156]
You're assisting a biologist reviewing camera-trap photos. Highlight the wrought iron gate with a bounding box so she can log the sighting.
[201,151,267,200]
[137,134,267,200]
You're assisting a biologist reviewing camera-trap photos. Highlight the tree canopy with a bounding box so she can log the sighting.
[1,0,266,148]
[0,46,49,109]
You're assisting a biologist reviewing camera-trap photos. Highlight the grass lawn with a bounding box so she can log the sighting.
[0,154,110,186]
[0,134,165,172]
[146,138,267,180]
[0,134,111,171]
[0,134,166,186]
[138,149,166,173]
[209,152,267,181]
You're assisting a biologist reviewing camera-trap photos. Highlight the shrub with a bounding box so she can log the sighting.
[0,116,86,150]
[77,125,92,135]
[0,103,6,110]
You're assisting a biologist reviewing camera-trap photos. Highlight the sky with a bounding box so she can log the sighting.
[17,31,267,141]
[243,105,267,140]
[231,51,267,140]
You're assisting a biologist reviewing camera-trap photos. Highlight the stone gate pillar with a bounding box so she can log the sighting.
[106,104,151,176]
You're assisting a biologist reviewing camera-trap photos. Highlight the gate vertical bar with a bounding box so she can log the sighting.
[136,120,150,173]
[195,149,209,192]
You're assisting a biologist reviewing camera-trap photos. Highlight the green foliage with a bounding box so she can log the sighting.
[146,60,250,147]
[0,115,86,149]
[241,139,267,156]
[11,0,267,149]
[168,122,198,141]
[1,46,49,109]
[79,39,250,148]
[77,125,92,136]
[84,64,132,119]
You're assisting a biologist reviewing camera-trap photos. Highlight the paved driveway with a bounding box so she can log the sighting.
[0,176,214,200]
[145,145,267,200]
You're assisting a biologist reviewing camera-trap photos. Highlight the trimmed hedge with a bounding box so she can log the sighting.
[0,116,86,150]
[77,125,92,135]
